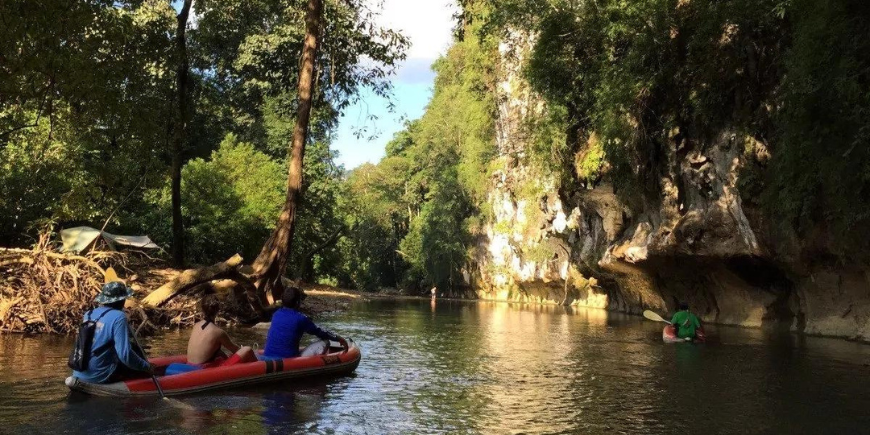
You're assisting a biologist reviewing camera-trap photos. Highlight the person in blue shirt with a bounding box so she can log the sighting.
[72,282,152,383]
[262,286,348,360]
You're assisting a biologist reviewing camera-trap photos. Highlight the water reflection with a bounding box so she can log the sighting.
[166,384,331,435]
[473,302,589,433]
[1,299,870,434]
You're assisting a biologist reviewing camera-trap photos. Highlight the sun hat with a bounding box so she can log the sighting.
[95,281,134,304]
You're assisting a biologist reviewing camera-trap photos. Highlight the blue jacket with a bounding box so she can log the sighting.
[263,308,340,358]
[71,306,150,383]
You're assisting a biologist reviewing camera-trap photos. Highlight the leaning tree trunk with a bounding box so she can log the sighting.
[170,0,192,267]
[251,0,323,302]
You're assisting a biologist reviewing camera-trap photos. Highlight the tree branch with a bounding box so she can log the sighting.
[294,225,344,279]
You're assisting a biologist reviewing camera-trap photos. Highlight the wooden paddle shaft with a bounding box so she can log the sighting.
[129,327,166,399]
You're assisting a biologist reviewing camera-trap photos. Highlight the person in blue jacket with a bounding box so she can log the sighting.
[72,282,152,383]
[262,286,348,360]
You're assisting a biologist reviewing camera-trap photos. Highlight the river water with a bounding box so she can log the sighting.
[1,298,869,434]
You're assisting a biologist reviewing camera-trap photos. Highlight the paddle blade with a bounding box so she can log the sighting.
[103,267,120,284]
[643,310,668,323]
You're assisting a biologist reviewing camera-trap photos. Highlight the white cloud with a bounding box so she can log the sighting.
[371,0,457,60]
[332,0,457,169]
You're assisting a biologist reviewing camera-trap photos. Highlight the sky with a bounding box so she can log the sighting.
[332,0,458,169]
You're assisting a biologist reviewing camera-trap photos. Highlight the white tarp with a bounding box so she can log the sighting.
[60,226,160,253]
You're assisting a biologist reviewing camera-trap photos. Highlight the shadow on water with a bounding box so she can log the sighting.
[2,298,870,434]
[20,375,354,435]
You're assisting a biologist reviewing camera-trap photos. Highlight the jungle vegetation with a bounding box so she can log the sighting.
[2,0,867,293]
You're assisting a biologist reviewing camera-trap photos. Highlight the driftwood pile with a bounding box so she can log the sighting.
[0,229,358,335]
[0,233,120,333]
[0,233,267,334]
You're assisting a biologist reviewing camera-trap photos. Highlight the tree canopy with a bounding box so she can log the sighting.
[0,0,406,280]
[3,0,868,292]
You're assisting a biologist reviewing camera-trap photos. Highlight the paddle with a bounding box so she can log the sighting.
[129,327,168,399]
[642,310,672,324]
[129,321,198,409]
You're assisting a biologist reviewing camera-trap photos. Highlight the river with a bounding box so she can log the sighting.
[1,298,869,434]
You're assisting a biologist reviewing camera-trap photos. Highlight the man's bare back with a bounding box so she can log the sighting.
[187,296,257,367]
[186,320,237,364]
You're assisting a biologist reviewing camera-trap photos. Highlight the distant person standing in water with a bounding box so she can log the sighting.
[430,287,437,299]
[262,287,348,359]
[670,302,701,340]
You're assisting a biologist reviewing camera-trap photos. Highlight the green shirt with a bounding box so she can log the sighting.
[670,310,701,339]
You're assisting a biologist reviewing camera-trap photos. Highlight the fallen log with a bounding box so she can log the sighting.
[227,270,268,317]
[141,254,243,307]
[163,271,266,319]
[205,277,265,322]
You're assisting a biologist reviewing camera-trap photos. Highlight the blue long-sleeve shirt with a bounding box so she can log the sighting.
[71,306,150,383]
[263,308,340,358]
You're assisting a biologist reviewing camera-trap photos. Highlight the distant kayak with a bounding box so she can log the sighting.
[662,325,706,343]
[65,340,361,397]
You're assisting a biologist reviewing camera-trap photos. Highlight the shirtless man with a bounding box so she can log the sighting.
[187,295,257,366]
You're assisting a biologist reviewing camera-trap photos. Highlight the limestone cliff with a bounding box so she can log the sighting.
[472,32,870,342]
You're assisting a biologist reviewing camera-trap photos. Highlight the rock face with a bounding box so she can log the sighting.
[472,33,870,342]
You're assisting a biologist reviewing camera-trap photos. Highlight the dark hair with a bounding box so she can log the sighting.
[679,302,689,311]
[199,295,220,321]
[282,286,306,309]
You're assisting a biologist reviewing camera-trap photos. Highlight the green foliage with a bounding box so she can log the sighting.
[399,170,474,290]
[481,0,789,202]
[0,0,406,286]
[523,243,556,264]
[0,0,174,245]
[472,0,868,259]
[338,163,408,291]
[766,0,870,257]
[0,123,86,243]
[140,134,346,271]
[143,135,285,264]
[575,136,605,184]
[337,4,498,290]
[492,219,512,236]
[192,0,409,151]
[291,140,346,281]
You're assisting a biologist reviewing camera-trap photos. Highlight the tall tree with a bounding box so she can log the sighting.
[251,0,323,300]
[171,0,193,267]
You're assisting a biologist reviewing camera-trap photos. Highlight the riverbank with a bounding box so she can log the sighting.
[4,242,863,345]
[298,284,366,314]
[0,243,364,334]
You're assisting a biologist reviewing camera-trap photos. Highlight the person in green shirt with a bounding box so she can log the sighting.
[670,302,701,339]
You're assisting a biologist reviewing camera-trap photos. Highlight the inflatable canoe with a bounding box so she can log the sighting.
[65,340,361,397]
[662,325,706,343]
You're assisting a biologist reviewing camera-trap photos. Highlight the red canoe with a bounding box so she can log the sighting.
[65,341,361,397]
[662,325,706,343]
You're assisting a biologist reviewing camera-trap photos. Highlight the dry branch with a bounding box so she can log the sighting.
[0,233,125,333]
[2,232,332,334]
[141,254,243,307]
